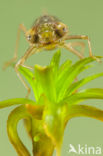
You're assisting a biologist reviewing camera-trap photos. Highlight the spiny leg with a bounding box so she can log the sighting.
[3,24,27,70]
[66,35,101,62]
[63,43,84,59]
[68,41,85,55]
[15,46,37,98]
[21,48,42,70]
[22,64,34,70]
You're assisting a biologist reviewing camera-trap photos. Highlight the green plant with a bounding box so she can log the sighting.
[1,50,103,156]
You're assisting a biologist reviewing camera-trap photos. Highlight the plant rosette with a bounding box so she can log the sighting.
[1,50,103,156]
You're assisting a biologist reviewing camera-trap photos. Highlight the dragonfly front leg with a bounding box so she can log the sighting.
[15,46,36,98]
[3,24,27,70]
[66,35,101,62]
[63,42,84,59]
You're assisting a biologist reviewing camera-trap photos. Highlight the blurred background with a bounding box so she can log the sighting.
[0,0,103,155]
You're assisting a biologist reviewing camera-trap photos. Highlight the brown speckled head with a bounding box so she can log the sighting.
[26,15,68,45]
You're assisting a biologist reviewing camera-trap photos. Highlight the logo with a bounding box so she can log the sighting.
[67,144,102,155]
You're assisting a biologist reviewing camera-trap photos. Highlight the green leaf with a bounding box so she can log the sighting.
[0,98,36,109]
[19,66,39,101]
[67,104,103,122]
[56,59,72,96]
[57,59,72,80]
[7,105,31,156]
[78,64,93,73]
[50,49,61,75]
[34,65,56,102]
[57,57,100,102]
[19,66,34,81]
[66,72,103,96]
[64,88,103,105]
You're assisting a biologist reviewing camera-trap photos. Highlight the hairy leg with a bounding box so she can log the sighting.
[21,64,34,70]
[63,43,84,59]
[15,46,36,98]
[3,24,27,70]
[68,41,85,55]
[66,35,100,62]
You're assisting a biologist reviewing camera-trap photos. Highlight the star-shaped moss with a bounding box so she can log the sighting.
[0,50,103,156]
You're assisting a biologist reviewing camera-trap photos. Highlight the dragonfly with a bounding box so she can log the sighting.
[3,14,99,98]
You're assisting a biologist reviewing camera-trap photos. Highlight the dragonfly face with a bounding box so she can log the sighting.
[26,15,68,46]
[4,14,96,98]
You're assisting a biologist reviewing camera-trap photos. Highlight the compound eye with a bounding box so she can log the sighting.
[62,27,66,32]
[27,35,31,41]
